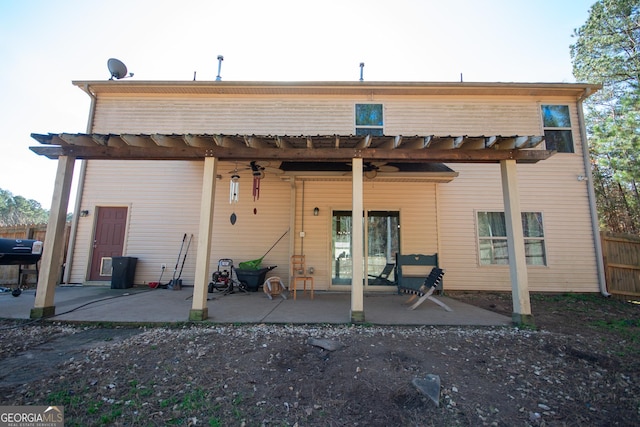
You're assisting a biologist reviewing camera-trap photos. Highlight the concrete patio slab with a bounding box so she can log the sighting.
[0,285,511,326]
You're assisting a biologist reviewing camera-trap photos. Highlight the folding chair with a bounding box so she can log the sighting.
[368,263,395,285]
[398,267,452,311]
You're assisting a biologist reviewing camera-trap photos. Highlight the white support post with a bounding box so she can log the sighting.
[31,155,75,318]
[351,158,365,322]
[500,159,533,326]
[190,156,218,321]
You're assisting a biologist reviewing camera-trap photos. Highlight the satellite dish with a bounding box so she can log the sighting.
[107,58,134,80]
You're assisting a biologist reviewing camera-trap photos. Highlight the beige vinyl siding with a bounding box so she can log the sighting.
[438,155,598,292]
[93,95,552,135]
[290,180,437,290]
[72,163,438,289]
[70,160,292,285]
[93,97,355,134]
[76,90,599,293]
[436,99,597,292]
[384,97,542,135]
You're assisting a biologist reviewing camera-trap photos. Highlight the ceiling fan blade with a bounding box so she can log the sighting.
[378,164,399,172]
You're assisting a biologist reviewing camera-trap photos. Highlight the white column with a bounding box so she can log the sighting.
[31,155,75,318]
[500,159,533,325]
[190,157,218,321]
[351,158,365,322]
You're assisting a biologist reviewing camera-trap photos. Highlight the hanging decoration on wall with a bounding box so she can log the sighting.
[228,163,240,225]
[229,165,240,204]
[249,161,265,202]
[252,174,261,201]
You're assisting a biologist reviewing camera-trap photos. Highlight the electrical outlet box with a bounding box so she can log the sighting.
[299,231,305,238]
[161,263,166,269]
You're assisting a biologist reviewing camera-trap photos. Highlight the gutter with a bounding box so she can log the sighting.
[63,84,95,283]
[577,87,610,297]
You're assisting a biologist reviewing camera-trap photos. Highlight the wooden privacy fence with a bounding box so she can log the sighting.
[0,223,70,286]
[601,231,640,298]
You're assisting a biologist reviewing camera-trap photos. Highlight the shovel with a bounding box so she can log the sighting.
[239,228,289,270]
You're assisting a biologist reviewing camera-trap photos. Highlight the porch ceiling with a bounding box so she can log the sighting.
[30,133,554,164]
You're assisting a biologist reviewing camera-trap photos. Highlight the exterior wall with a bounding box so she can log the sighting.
[71,89,600,292]
[438,101,599,292]
[71,167,439,290]
[70,160,292,286]
[92,95,545,136]
[290,179,437,290]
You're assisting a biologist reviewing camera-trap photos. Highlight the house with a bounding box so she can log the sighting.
[29,80,605,324]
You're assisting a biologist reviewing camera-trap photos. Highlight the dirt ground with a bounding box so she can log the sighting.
[0,291,638,426]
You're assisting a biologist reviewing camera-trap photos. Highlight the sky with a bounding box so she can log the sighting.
[0,0,596,210]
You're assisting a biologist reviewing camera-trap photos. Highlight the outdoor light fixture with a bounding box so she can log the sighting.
[313,207,319,216]
[80,210,89,217]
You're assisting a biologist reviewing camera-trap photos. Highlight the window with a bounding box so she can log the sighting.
[477,211,546,266]
[355,104,384,136]
[541,105,574,153]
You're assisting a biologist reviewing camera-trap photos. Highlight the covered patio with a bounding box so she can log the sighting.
[29,128,554,325]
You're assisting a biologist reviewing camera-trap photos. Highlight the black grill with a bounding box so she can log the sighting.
[0,238,44,266]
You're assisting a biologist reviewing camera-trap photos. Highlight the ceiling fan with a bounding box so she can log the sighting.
[241,161,282,179]
[347,161,399,179]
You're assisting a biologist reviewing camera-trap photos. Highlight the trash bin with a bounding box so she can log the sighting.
[111,256,137,289]
[235,266,276,292]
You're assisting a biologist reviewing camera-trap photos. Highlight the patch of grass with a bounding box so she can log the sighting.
[530,292,603,303]
[591,318,640,342]
[159,396,178,408]
[46,389,82,406]
[232,393,245,420]
[99,408,122,425]
[86,400,103,414]
[179,388,208,411]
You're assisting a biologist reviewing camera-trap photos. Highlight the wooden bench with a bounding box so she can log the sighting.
[396,253,442,291]
[396,253,452,311]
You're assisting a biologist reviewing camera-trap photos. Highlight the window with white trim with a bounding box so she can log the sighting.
[355,104,383,136]
[477,211,547,266]
[541,104,574,153]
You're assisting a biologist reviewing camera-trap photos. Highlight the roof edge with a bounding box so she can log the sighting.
[72,80,602,98]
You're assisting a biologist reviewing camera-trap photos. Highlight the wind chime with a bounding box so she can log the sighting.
[252,169,263,202]
[229,165,240,225]
[229,168,240,204]
[249,161,266,215]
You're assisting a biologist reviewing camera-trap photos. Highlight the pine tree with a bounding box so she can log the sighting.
[571,0,640,233]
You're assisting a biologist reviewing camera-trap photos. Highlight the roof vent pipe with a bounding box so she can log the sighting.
[216,55,224,81]
[359,62,364,81]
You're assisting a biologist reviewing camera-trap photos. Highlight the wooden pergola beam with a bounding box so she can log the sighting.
[30,145,554,164]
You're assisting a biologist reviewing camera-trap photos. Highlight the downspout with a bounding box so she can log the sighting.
[63,84,94,283]
[577,88,609,297]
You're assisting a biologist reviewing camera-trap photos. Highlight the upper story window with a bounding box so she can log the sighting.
[541,105,574,153]
[355,104,384,136]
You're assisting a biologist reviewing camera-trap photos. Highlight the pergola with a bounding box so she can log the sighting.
[29,129,554,325]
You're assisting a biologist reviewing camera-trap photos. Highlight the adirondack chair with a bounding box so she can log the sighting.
[368,263,396,285]
[398,267,452,312]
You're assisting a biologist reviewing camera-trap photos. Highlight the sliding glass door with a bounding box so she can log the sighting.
[331,210,399,287]
[367,211,399,286]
